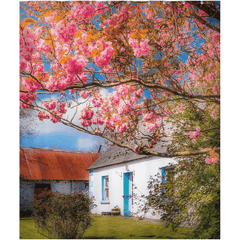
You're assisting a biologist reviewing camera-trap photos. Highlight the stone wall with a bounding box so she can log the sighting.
[20,180,88,211]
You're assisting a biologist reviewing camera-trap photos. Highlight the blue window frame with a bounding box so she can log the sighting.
[101,176,109,202]
[162,167,166,183]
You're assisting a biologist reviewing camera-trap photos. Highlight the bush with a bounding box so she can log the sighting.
[30,190,93,239]
[20,205,33,218]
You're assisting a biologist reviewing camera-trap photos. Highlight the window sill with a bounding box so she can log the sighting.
[100,200,110,204]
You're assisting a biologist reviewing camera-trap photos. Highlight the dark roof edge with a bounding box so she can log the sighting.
[20,179,89,182]
[87,154,172,171]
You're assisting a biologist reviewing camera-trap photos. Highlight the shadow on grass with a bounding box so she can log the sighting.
[20,218,33,220]
[84,237,116,239]
[140,235,156,238]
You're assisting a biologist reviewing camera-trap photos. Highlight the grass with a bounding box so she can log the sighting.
[20,215,192,239]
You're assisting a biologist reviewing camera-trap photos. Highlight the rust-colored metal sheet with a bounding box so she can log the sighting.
[20,148,32,179]
[20,148,101,181]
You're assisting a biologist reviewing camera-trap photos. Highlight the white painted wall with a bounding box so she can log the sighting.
[90,157,176,219]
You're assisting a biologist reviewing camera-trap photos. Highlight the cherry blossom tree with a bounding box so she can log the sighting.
[20,1,220,163]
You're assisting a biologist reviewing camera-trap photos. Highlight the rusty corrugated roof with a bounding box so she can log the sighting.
[20,147,101,181]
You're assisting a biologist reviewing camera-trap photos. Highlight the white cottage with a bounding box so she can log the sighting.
[87,139,176,219]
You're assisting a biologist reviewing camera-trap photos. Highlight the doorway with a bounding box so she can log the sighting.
[123,172,133,216]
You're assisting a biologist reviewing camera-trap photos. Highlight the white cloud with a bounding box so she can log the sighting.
[33,88,110,135]
[77,137,95,150]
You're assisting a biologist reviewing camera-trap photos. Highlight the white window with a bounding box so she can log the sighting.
[102,176,109,201]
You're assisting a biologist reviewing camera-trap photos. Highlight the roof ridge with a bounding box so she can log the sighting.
[20,147,101,155]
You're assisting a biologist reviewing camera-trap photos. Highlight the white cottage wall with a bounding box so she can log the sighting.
[90,157,176,219]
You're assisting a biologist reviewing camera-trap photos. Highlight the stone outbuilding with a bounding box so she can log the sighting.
[20,147,100,214]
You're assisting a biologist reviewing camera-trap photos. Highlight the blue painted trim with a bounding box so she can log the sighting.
[89,180,93,187]
[123,173,130,216]
[102,176,104,201]
[89,170,93,176]
[162,167,166,183]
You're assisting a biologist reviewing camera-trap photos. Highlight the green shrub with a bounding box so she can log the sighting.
[30,190,93,239]
[20,205,33,218]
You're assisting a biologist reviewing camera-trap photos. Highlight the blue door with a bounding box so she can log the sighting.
[123,172,131,216]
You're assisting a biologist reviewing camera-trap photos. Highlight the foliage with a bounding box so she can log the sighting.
[20,204,33,218]
[146,156,220,239]
[30,190,93,239]
[20,1,220,160]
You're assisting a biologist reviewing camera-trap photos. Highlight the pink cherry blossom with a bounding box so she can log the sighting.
[70,3,95,20]
[56,102,67,114]
[146,122,160,132]
[55,20,77,43]
[63,55,88,76]
[129,38,150,58]
[94,41,114,67]
[43,100,56,110]
[38,111,49,121]
[79,90,92,99]
[205,156,219,164]
[196,126,201,132]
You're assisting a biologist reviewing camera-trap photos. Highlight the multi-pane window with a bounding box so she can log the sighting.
[102,176,109,201]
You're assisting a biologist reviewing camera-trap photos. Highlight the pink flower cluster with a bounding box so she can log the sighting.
[63,55,88,76]
[20,27,35,62]
[49,113,61,123]
[36,39,52,53]
[44,100,56,110]
[57,102,67,114]
[90,96,103,108]
[143,112,158,122]
[92,116,104,125]
[44,75,67,91]
[79,90,92,99]
[129,38,150,57]
[80,108,94,127]
[146,122,160,132]
[188,126,202,139]
[70,3,95,20]
[39,100,67,123]
[21,78,41,93]
[20,59,27,72]
[116,123,128,134]
[55,20,77,43]
[205,156,219,164]
[20,92,37,109]
[95,2,106,14]
[94,40,114,66]
[38,111,49,121]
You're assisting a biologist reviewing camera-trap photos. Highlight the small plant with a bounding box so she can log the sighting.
[111,205,120,215]
[30,189,93,239]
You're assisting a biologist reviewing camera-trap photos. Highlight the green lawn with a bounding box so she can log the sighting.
[20,215,192,239]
